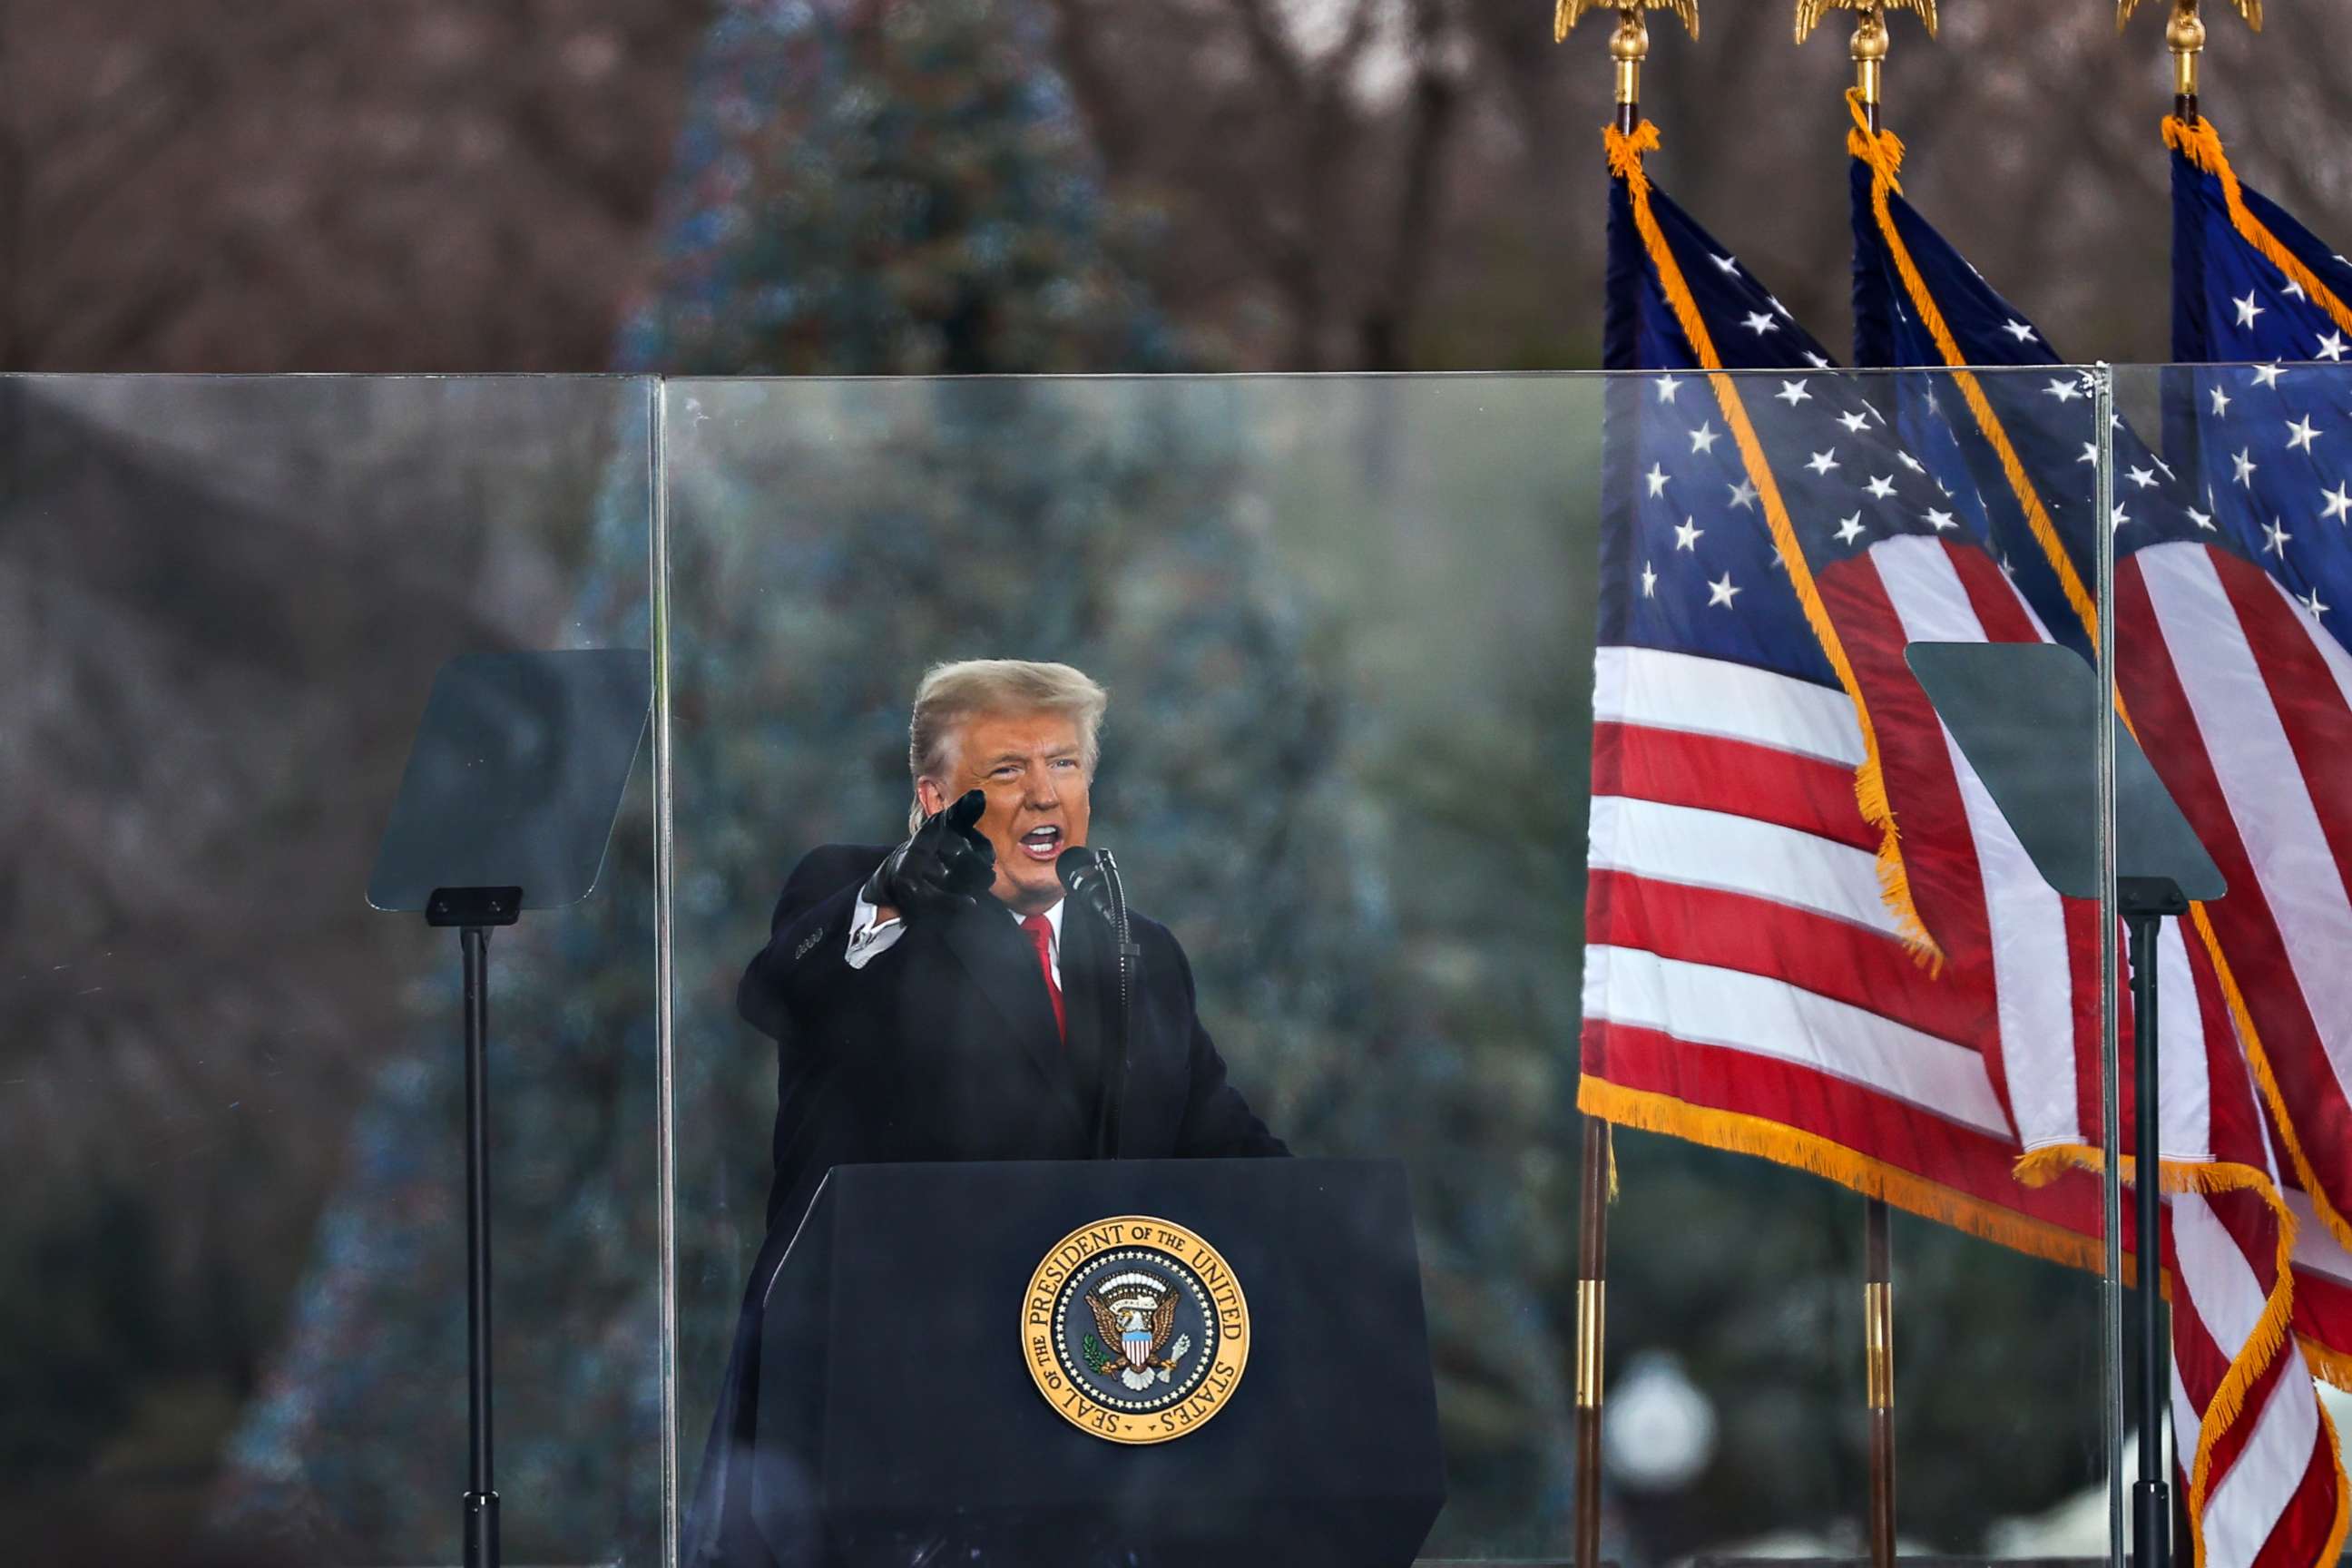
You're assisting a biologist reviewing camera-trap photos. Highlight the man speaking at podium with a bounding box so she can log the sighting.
[687,658,1289,1568]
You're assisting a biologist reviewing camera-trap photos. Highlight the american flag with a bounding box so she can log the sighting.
[2167,119,2352,1338]
[1847,104,2348,1568]
[1582,123,2113,1281]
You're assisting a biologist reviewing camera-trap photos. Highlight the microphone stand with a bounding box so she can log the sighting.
[1063,849,1139,1158]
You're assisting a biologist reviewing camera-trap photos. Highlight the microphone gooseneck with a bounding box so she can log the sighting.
[1058,846,1133,1159]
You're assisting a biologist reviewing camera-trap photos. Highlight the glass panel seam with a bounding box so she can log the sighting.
[651,377,681,1568]
[2096,362,2126,1568]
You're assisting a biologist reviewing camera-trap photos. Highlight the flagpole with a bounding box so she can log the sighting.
[1547,16,1699,1561]
[2168,1,2204,126]
[1575,1116,1611,1568]
[1866,1197,1897,1568]
[1793,13,1945,1563]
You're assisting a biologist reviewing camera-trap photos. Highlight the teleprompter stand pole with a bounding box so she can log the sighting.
[2123,876,2189,1568]
[433,885,523,1568]
[368,649,653,1568]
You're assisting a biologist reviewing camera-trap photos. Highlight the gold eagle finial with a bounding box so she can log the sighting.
[1796,1,1936,124]
[1554,0,1700,46]
[2118,1,2259,109]
[2116,0,2261,33]
[1793,0,1937,46]
[1554,2,1699,125]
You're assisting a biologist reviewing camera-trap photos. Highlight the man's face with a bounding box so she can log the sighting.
[916,710,1092,915]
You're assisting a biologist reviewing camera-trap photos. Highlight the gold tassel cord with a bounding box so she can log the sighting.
[1605,117,1943,967]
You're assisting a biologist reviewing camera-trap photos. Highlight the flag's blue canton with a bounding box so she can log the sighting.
[1604,174,1988,689]
[1849,161,2120,649]
[2173,149,2352,640]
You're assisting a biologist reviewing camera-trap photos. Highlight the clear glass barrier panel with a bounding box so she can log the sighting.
[661,369,2121,1566]
[0,376,663,1566]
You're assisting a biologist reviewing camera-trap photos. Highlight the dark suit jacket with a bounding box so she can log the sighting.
[685,844,1286,1567]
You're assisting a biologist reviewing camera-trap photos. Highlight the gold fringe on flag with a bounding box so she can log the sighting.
[1578,1078,2105,1271]
[1844,92,2102,638]
[1604,116,1942,969]
[2165,114,2352,339]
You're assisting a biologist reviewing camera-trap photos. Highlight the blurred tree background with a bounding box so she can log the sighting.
[1,0,2348,375]
[1,0,2325,1563]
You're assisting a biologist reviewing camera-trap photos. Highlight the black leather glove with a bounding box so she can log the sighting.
[862,788,995,919]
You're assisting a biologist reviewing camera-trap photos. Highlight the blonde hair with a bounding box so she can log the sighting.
[906,659,1109,830]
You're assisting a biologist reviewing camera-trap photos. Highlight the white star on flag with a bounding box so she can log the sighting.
[1727,478,1759,510]
[1672,518,1702,552]
[1706,573,1740,608]
[1807,450,1840,475]
[1646,464,1671,497]
[1866,475,1896,499]
[2236,290,2267,328]
[1689,423,1719,454]
[2263,517,2293,556]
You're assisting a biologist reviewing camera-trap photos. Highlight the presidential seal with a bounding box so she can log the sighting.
[1020,1215,1250,1445]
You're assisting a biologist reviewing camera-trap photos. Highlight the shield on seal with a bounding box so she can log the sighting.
[1122,1322,1153,1367]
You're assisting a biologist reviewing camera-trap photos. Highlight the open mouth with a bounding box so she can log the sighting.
[1016,825,1063,863]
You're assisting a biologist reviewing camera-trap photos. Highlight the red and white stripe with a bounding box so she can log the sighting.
[1587,531,2341,1564]
[2122,543,2352,1240]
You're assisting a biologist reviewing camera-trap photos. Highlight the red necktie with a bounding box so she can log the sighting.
[1019,913,1065,1043]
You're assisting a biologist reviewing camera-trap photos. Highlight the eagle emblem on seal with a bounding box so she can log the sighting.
[1080,1270,1195,1391]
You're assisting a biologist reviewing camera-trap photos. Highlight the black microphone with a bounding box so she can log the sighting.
[1056,846,1118,924]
